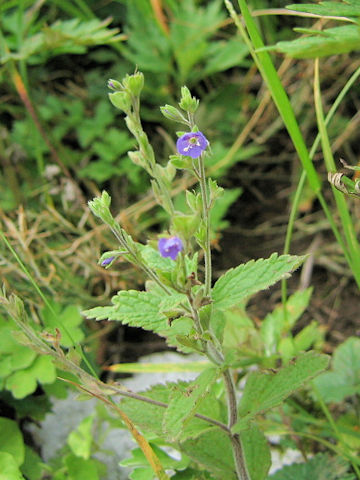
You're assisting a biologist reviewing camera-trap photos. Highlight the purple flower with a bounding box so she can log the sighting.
[176,132,208,159]
[101,256,115,266]
[158,236,183,260]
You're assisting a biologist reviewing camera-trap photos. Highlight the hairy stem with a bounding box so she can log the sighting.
[198,154,212,296]
[223,370,250,480]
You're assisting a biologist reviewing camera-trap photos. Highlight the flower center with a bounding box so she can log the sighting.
[184,136,200,152]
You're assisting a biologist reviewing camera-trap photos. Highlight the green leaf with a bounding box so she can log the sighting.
[204,39,248,76]
[64,454,100,480]
[1,18,125,64]
[41,302,84,348]
[180,429,237,480]
[20,446,44,480]
[312,337,360,402]
[0,452,24,480]
[120,382,224,441]
[83,290,167,330]
[0,418,25,466]
[67,414,95,460]
[163,368,219,440]
[268,453,352,480]
[84,290,195,352]
[212,254,305,310]
[287,2,360,17]
[273,25,360,59]
[233,352,329,432]
[107,360,210,374]
[5,355,56,399]
[121,445,189,470]
[261,288,313,356]
[240,424,271,480]
[139,245,174,272]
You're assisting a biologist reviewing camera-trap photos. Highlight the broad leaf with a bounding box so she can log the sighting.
[180,429,237,480]
[313,337,360,402]
[0,418,24,466]
[163,368,219,440]
[261,288,313,356]
[233,352,329,432]
[273,25,360,58]
[268,453,352,480]
[240,424,271,480]
[120,382,224,441]
[83,290,167,330]
[0,452,24,480]
[212,254,305,310]
[287,2,360,17]
[67,414,95,460]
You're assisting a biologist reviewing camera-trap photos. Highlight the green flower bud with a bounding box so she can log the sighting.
[109,91,132,113]
[179,86,199,113]
[160,105,188,125]
[123,72,144,97]
[88,191,113,225]
[107,79,122,91]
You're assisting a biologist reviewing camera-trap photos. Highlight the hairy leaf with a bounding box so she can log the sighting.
[83,290,167,330]
[287,2,360,17]
[180,429,236,480]
[261,288,313,356]
[212,254,305,310]
[233,352,329,432]
[240,424,271,480]
[269,453,352,480]
[163,368,219,440]
[273,25,360,58]
[313,336,360,402]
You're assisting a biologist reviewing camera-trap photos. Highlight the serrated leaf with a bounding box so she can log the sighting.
[273,25,360,58]
[83,290,167,330]
[1,18,124,64]
[287,2,360,17]
[261,288,313,356]
[180,429,236,480]
[313,336,360,402]
[212,254,305,310]
[163,368,219,440]
[84,291,196,352]
[233,352,329,432]
[268,453,352,480]
[240,424,271,480]
[120,382,224,441]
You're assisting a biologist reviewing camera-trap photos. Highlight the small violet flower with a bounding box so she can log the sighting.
[101,256,115,266]
[176,132,208,159]
[158,236,183,260]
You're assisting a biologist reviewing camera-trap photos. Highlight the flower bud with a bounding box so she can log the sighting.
[107,79,122,91]
[179,86,199,113]
[160,105,188,124]
[123,72,144,97]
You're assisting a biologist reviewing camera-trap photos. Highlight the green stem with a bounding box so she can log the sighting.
[314,59,360,288]
[198,154,212,296]
[0,230,98,378]
[223,370,250,480]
